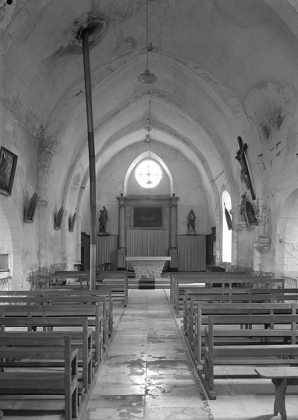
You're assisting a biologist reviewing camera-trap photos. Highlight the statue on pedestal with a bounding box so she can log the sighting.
[256,204,271,252]
[187,209,196,235]
[98,206,110,236]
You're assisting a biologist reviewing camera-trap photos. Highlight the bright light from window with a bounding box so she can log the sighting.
[135,159,162,189]
[222,190,232,263]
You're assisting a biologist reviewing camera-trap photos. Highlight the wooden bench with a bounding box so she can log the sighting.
[183,289,298,338]
[171,274,284,315]
[170,271,247,305]
[183,289,298,336]
[46,270,129,308]
[0,290,113,348]
[39,271,89,287]
[0,333,79,420]
[255,366,298,420]
[184,302,298,365]
[170,272,245,310]
[0,302,103,358]
[96,270,128,307]
[0,316,94,393]
[202,314,298,399]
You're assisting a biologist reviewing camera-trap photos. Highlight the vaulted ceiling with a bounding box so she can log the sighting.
[1,0,298,205]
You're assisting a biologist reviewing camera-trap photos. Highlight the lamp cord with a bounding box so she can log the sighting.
[146,0,149,69]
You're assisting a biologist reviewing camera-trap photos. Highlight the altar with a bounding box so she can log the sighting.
[126,256,171,279]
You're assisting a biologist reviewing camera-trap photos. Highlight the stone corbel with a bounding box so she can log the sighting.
[255,237,271,253]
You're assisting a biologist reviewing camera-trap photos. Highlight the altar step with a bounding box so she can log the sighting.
[128,277,170,290]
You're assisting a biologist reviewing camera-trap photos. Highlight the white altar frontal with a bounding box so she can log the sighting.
[126,256,171,279]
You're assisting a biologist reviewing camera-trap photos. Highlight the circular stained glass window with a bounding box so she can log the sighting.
[135,159,162,189]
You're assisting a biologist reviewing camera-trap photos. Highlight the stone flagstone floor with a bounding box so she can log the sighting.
[82,289,213,420]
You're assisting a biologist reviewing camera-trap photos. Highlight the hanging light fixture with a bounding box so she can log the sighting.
[135,97,162,189]
[145,98,151,148]
[138,0,157,84]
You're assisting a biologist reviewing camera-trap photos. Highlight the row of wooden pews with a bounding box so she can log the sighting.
[0,287,119,419]
[40,269,128,307]
[170,271,284,316]
[170,271,298,420]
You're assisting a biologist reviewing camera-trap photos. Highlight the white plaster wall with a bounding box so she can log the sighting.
[0,205,13,269]
[237,227,256,272]
[81,141,212,236]
[0,104,39,288]
[275,190,298,278]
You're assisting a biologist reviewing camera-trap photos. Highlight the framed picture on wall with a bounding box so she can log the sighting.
[54,207,64,230]
[133,206,163,228]
[0,147,18,196]
[24,192,38,223]
[69,211,76,232]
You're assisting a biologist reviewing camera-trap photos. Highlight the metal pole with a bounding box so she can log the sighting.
[82,29,97,290]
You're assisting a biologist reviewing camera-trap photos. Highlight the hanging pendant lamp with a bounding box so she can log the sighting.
[138,0,157,84]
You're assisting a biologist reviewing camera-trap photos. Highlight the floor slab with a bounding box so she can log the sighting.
[82,289,212,420]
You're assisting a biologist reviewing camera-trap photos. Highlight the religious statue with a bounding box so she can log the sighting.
[187,209,196,235]
[240,193,247,224]
[255,204,271,252]
[258,204,269,238]
[98,206,109,235]
[239,192,258,227]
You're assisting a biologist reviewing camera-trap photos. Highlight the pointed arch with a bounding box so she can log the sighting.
[123,151,174,196]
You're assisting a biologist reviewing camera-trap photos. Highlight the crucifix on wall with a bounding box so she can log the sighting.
[235,136,256,200]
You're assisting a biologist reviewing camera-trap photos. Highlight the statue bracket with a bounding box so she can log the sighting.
[255,237,271,253]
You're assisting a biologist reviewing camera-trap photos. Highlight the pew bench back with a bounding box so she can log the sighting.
[0,333,79,420]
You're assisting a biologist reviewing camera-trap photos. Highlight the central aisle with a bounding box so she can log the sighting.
[83,289,213,420]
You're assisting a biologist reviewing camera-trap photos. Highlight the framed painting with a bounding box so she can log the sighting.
[24,192,38,223]
[133,206,163,228]
[54,207,64,230]
[69,211,76,232]
[0,147,18,196]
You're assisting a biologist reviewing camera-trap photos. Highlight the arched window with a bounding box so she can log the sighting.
[135,159,162,189]
[222,190,232,263]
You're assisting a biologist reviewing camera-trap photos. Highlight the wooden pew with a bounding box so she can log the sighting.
[202,314,298,399]
[45,270,129,308]
[39,271,89,287]
[96,270,128,307]
[0,301,103,365]
[0,290,113,347]
[185,302,298,365]
[183,289,298,340]
[183,288,298,337]
[170,271,247,305]
[0,333,79,420]
[0,316,94,393]
[255,366,298,420]
[171,274,284,315]
[183,290,298,361]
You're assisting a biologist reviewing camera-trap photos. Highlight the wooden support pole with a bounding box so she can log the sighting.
[82,29,96,290]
